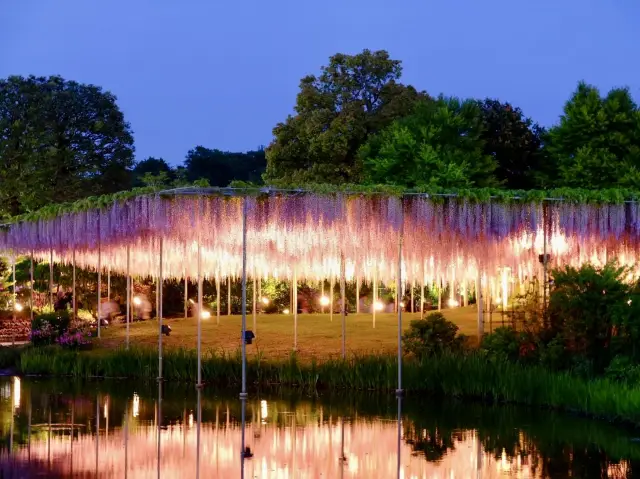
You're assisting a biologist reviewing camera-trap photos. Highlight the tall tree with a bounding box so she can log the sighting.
[132,157,175,186]
[0,75,134,218]
[360,97,498,188]
[264,49,426,185]
[546,82,640,188]
[184,147,266,186]
[478,99,547,189]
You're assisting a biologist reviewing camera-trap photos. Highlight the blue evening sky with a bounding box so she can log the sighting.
[1,0,639,165]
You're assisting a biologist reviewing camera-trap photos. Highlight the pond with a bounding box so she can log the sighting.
[0,377,637,478]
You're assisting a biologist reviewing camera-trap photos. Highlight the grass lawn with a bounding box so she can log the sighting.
[96,306,488,361]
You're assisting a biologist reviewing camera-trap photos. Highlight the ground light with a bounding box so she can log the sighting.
[14,303,23,312]
[133,296,142,306]
[200,311,211,319]
[374,301,384,311]
[319,296,330,306]
[447,298,459,307]
[283,308,290,314]
[261,297,269,305]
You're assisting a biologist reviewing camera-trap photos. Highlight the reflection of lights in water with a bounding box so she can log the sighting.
[188,413,194,428]
[133,393,140,418]
[13,376,20,409]
[319,296,330,306]
[374,301,384,311]
[260,400,268,419]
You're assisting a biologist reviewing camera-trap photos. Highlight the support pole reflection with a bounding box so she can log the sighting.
[397,395,402,479]
[196,388,201,479]
[157,381,162,479]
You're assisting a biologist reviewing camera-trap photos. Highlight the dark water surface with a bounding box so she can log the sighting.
[0,377,637,478]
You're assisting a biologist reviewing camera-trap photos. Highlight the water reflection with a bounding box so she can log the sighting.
[0,377,637,478]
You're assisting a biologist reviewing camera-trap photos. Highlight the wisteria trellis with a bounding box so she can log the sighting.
[1,190,640,286]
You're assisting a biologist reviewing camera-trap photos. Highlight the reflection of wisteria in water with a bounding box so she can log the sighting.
[0,378,635,478]
[5,419,542,478]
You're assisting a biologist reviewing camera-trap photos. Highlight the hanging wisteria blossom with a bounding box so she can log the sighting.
[1,190,639,286]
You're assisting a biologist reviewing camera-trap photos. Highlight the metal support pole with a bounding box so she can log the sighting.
[12,255,16,326]
[240,198,248,399]
[72,250,76,321]
[49,248,54,310]
[420,279,425,319]
[126,245,130,350]
[30,253,34,323]
[107,268,111,302]
[340,253,346,360]
[97,244,101,338]
[158,238,163,380]
[293,268,298,351]
[330,276,334,322]
[437,280,442,310]
[227,277,231,316]
[396,200,404,396]
[197,241,203,388]
[476,271,484,339]
[184,275,188,320]
[216,274,221,325]
[410,279,414,314]
[356,277,360,314]
[257,278,262,315]
[543,202,548,309]
[373,268,377,328]
[252,274,257,333]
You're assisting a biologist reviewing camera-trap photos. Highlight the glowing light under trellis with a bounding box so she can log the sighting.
[1,192,639,285]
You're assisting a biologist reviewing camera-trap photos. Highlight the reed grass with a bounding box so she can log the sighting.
[19,346,640,427]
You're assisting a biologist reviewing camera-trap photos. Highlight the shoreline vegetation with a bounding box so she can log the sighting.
[10,345,640,430]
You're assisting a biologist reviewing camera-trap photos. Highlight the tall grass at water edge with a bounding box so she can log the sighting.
[19,346,640,427]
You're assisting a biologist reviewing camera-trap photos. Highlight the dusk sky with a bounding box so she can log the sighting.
[2,0,639,165]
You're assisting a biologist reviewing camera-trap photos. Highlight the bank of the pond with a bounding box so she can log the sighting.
[16,346,640,427]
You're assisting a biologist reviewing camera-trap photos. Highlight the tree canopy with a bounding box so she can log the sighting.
[184,147,266,187]
[478,99,546,189]
[264,49,426,185]
[0,75,135,219]
[360,97,497,188]
[546,82,640,189]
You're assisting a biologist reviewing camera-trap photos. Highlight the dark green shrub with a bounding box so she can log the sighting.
[402,312,464,358]
[480,327,521,363]
[538,336,566,370]
[548,262,637,372]
[605,356,640,385]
